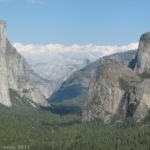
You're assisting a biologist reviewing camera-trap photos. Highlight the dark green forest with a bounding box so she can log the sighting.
[0,104,150,150]
[0,89,149,150]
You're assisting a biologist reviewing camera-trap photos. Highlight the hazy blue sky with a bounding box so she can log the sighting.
[0,0,150,45]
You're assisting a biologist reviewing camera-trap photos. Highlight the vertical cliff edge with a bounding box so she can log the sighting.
[0,20,49,107]
[83,32,150,123]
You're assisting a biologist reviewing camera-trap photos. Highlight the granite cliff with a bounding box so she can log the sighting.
[50,50,136,104]
[0,21,49,107]
[83,32,150,123]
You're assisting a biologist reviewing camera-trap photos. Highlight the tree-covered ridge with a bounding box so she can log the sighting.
[0,101,150,150]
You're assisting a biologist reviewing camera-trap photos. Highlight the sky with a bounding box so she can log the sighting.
[0,0,150,45]
[0,0,149,65]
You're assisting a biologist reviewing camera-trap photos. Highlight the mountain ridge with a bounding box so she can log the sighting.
[83,32,150,123]
[50,50,136,104]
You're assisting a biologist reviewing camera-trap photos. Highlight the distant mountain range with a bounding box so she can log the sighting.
[2,21,150,123]
[50,50,136,104]
[83,32,150,123]
[14,41,138,99]
[33,58,91,97]
[51,32,150,123]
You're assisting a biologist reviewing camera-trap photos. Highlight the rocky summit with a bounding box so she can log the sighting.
[0,21,50,107]
[134,32,150,74]
[83,32,150,123]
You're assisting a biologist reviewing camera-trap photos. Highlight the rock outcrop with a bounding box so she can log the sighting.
[83,59,140,123]
[50,50,136,104]
[134,32,150,74]
[0,21,11,106]
[0,21,49,107]
[83,32,150,123]
[119,79,150,121]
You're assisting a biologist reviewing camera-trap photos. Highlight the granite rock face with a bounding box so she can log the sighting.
[83,59,140,123]
[50,50,136,103]
[83,32,150,123]
[119,79,150,121]
[0,21,11,106]
[0,21,49,107]
[134,32,150,74]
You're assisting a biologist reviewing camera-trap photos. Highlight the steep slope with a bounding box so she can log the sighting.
[30,72,56,98]
[134,32,150,73]
[82,59,140,123]
[0,21,11,106]
[50,60,98,103]
[0,21,49,107]
[33,59,90,97]
[83,32,150,123]
[50,50,136,103]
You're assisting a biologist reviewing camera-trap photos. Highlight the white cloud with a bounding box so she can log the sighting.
[27,0,44,4]
[13,42,138,65]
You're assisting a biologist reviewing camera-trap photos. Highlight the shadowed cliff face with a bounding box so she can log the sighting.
[0,21,50,107]
[83,32,150,123]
